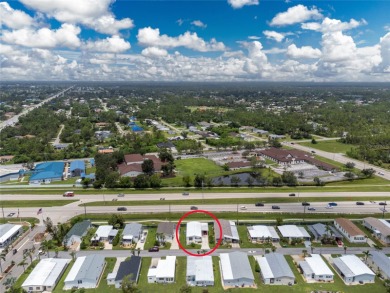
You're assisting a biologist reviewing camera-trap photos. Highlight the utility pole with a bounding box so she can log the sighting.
[382,200,387,219]
[202,180,204,203]
[1,202,4,222]
[236,203,239,226]
[169,204,171,222]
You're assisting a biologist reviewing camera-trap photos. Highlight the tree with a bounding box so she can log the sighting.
[311,138,317,144]
[272,176,283,186]
[133,174,150,189]
[54,247,59,258]
[276,217,283,226]
[40,240,53,257]
[108,214,125,229]
[182,175,191,187]
[222,163,229,171]
[149,174,162,188]
[313,176,323,186]
[230,175,241,186]
[4,277,16,292]
[69,251,76,261]
[43,217,54,233]
[361,168,376,178]
[245,176,254,187]
[159,149,174,163]
[112,232,120,246]
[179,284,192,293]
[142,159,155,175]
[345,162,355,169]
[121,274,140,293]
[363,250,371,263]
[343,245,348,255]
[281,171,298,186]
[82,178,91,188]
[344,171,355,180]
[18,258,28,272]
[137,247,141,256]
[105,172,120,188]
[193,173,206,188]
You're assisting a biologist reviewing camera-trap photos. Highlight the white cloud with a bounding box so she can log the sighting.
[228,0,259,9]
[385,25,390,32]
[263,47,286,54]
[248,36,261,40]
[2,23,81,49]
[263,30,285,42]
[0,2,35,29]
[302,17,366,33]
[176,19,184,26]
[270,5,322,26]
[287,44,322,59]
[19,0,134,35]
[137,27,226,52]
[191,20,207,28]
[141,47,168,58]
[374,33,390,73]
[85,36,131,53]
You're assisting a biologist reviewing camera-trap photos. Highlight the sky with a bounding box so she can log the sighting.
[0,0,389,82]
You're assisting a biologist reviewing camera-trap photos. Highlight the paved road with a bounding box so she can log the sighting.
[0,86,74,132]
[1,191,389,201]
[286,142,390,181]
[4,200,389,226]
[51,124,65,145]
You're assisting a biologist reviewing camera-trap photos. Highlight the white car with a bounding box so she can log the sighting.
[240,206,247,210]
[325,205,333,209]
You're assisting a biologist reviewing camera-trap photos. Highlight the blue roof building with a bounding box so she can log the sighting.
[69,160,86,177]
[131,125,143,132]
[90,158,95,166]
[30,162,64,183]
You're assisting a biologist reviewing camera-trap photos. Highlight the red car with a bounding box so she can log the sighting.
[148,246,159,252]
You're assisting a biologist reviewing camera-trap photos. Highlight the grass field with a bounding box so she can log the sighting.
[1,200,77,208]
[300,140,356,154]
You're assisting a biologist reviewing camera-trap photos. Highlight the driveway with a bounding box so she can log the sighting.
[170,237,179,250]
[201,235,210,250]
[135,229,148,250]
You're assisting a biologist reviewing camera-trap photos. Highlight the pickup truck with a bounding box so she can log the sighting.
[63,191,75,197]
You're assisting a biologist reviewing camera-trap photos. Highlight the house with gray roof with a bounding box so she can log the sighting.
[110,256,142,288]
[64,220,91,248]
[332,255,375,284]
[64,255,105,289]
[157,222,177,242]
[186,256,214,287]
[256,253,295,285]
[363,217,390,244]
[122,223,142,244]
[299,254,334,282]
[308,223,343,242]
[0,224,22,248]
[220,251,255,288]
[214,219,239,243]
[367,251,390,279]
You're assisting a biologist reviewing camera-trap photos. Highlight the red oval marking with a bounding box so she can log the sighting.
[175,210,223,257]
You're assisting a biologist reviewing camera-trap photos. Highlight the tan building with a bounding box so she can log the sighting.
[334,218,366,243]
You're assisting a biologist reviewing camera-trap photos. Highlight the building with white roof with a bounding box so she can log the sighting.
[22,258,70,292]
[91,225,118,243]
[186,256,214,287]
[256,253,295,285]
[214,220,239,243]
[367,251,390,280]
[64,255,105,289]
[186,222,208,244]
[147,256,176,283]
[220,251,255,288]
[363,217,390,245]
[247,225,280,243]
[299,254,334,282]
[332,255,375,284]
[0,224,23,248]
[122,223,142,244]
[277,225,311,242]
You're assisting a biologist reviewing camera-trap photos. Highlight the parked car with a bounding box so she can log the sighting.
[289,193,296,197]
[328,202,338,206]
[190,206,198,210]
[379,202,387,206]
[240,206,247,210]
[13,249,17,255]
[255,203,264,207]
[356,202,365,205]
[308,207,316,211]
[182,192,189,196]
[63,191,75,197]
[378,172,384,176]
[302,202,310,206]
[117,193,125,197]
[272,205,280,210]
[311,150,316,153]
[117,207,127,211]
[38,249,44,255]
[148,246,159,252]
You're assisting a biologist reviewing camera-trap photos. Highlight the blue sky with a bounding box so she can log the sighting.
[0,0,389,81]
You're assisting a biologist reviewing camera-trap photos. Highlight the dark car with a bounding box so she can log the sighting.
[182,192,189,196]
[328,202,338,206]
[255,203,264,207]
[289,193,296,197]
[356,202,365,205]
[190,206,198,210]
[302,202,310,206]
[148,246,159,252]
[13,249,17,255]
[7,212,15,217]
[117,207,127,211]
[379,202,387,206]
[272,205,280,210]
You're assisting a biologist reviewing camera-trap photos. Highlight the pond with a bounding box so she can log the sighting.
[212,172,267,186]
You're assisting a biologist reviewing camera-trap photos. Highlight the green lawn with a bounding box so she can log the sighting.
[300,140,356,154]
[1,200,77,208]
[144,227,157,250]
[13,260,39,289]
[0,217,39,224]
[52,259,75,293]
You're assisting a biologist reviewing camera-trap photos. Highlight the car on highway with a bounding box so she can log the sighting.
[311,150,316,153]
[328,202,338,206]
[190,206,198,210]
[63,191,75,197]
[289,193,296,197]
[7,212,15,217]
[182,192,189,196]
[378,172,384,176]
[325,205,333,209]
[255,203,264,207]
[117,207,127,211]
[356,202,365,205]
[272,205,280,210]
[379,202,387,206]
[308,207,316,211]
[117,193,125,197]
[240,206,247,210]
[302,202,310,206]
[148,246,159,252]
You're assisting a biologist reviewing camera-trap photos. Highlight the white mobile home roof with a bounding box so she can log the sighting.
[187,222,206,238]
[65,255,105,282]
[247,225,279,240]
[258,257,273,279]
[22,258,70,287]
[333,255,374,278]
[187,256,214,282]
[303,254,333,276]
[220,251,254,281]
[123,223,142,241]
[93,225,113,240]
[278,225,310,238]
[0,224,22,243]
[156,256,176,279]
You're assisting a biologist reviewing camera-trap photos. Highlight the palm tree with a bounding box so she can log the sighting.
[0,252,6,273]
[302,250,308,257]
[25,250,33,264]
[69,251,76,261]
[18,258,28,272]
[137,248,141,256]
[363,250,371,263]
[4,276,16,291]
[54,247,59,258]
[40,239,53,257]
[343,245,348,255]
